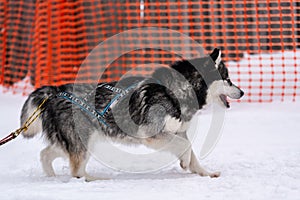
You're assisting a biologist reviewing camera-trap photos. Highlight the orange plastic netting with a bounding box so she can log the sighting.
[0,0,299,102]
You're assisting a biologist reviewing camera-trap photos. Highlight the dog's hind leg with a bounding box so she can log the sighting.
[69,152,89,179]
[40,145,67,177]
[189,150,220,178]
[69,152,106,182]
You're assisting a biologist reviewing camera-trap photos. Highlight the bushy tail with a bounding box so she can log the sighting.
[21,86,57,138]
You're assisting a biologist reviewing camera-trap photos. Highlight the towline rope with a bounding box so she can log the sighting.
[0,97,49,146]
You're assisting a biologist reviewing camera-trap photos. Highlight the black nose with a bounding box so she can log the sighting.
[240,90,244,97]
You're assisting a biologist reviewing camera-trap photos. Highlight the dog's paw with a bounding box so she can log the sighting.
[195,170,221,178]
[180,156,192,171]
[209,171,221,178]
[180,160,189,171]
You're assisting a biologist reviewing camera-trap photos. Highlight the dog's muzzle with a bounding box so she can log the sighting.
[220,86,244,108]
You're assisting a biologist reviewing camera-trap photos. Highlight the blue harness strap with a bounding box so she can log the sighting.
[101,83,138,115]
[56,83,138,127]
[57,91,109,126]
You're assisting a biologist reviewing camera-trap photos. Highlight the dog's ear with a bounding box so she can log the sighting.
[210,48,222,67]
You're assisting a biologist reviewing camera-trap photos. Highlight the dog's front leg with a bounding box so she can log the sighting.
[143,132,191,170]
[175,132,191,171]
[189,150,220,178]
[179,149,192,171]
[161,133,220,178]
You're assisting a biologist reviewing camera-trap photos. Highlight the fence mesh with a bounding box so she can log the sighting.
[0,0,299,102]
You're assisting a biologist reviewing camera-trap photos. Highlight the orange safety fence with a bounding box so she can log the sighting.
[0,0,299,102]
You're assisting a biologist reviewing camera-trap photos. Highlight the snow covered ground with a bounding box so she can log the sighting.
[0,89,299,200]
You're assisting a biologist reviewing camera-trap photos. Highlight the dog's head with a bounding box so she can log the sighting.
[207,48,244,108]
[153,48,244,109]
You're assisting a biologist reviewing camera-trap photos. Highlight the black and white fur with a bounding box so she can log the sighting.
[21,48,244,181]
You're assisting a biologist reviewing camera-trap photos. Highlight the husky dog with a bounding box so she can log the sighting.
[21,48,244,181]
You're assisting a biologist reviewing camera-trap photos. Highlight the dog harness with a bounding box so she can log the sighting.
[0,82,140,146]
[56,83,138,127]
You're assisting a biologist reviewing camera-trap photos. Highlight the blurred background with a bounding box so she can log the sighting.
[0,0,299,102]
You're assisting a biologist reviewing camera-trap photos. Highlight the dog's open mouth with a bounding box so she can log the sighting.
[219,94,230,108]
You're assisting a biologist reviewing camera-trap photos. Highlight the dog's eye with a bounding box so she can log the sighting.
[226,79,233,86]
